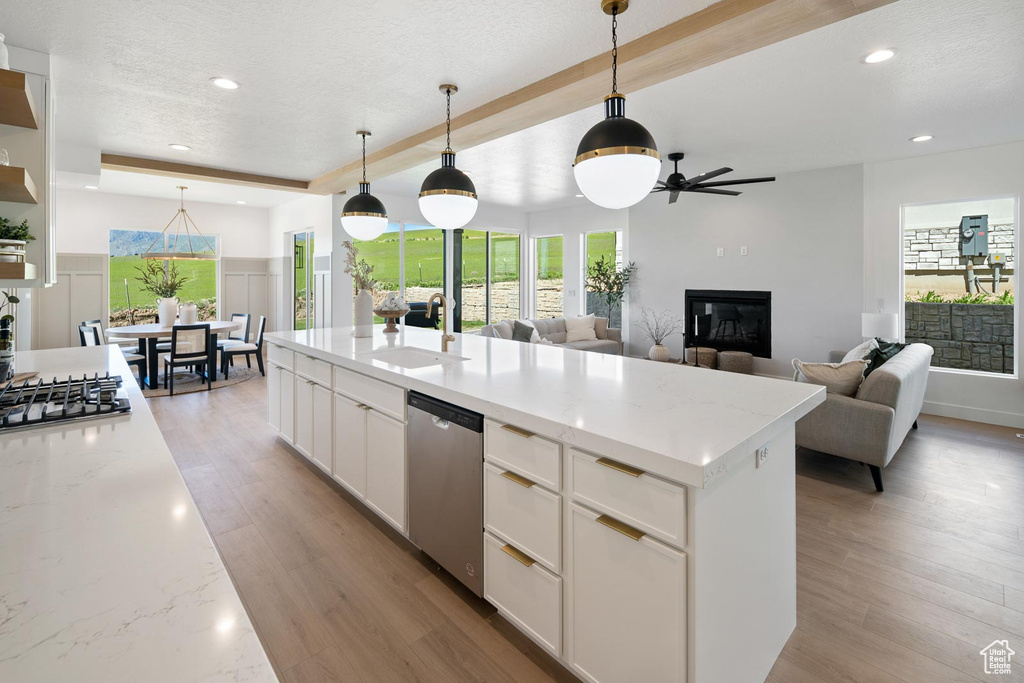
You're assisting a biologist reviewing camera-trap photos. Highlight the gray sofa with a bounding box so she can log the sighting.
[480,317,622,355]
[795,343,933,492]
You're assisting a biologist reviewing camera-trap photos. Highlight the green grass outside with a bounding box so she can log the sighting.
[109,256,217,312]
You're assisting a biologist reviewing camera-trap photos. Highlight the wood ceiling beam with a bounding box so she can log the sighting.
[100,154,312,193]
[309,0,897,195]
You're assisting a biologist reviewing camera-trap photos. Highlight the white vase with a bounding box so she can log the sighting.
[0,34,9,71]
[353,289,373,338]
[649,344,671,362]
[157,297,179,325]
[179,302,198,325]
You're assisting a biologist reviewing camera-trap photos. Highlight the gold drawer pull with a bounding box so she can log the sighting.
[596,457,644,478]
[500,470,535,488]
[355,403,372,410]
[501,544,536,567]
[501,424,534,439]
[596,514,646,541]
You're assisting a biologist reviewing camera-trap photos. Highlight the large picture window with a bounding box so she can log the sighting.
[903,197,1016,375]
[535,236,563,319]
[352,222,401,322]
[489,232,520,322]
[584,230,623,327]
[403,223,447,310]
[109,229,218,328]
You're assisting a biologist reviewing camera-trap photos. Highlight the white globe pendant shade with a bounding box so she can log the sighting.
[418,192,478,231]
[341,213,387,241]
[573,152,662,210]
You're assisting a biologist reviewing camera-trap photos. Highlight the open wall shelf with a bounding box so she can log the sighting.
[0,68,39,129]
[0,166,39,204]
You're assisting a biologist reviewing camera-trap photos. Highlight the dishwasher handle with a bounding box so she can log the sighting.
[431,415,450,430]
[408,391,484,433]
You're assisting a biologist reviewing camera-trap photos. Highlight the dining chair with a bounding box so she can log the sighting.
[217,313,251,352]
[221,315,266,379]
[163,324,212,395]
[80,320,146,386]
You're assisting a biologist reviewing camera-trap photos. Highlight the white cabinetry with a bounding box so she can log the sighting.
[364,409,407,532]
[333,393,367,497]
[294,379,331,474]
[267,363,295,443]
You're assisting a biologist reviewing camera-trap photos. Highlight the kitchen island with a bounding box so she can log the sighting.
[0,346,275,683]
[265,325,824,683]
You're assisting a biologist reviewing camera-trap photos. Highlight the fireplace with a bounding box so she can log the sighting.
[684,290,771,358]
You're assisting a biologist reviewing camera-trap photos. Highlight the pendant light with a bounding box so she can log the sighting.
[341,130,388,240]
[573,0,661,210]
[419,84,478,230]
[142,186,217,260]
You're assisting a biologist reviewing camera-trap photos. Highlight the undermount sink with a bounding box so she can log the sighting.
[360,347,468,370]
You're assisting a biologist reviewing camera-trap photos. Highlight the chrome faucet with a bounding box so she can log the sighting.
[428,293,456,353]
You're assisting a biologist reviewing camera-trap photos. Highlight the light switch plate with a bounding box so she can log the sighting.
[717,247,724,257]
[756,445,770,468]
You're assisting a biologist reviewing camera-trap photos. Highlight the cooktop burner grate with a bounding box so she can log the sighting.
[0,372,131,431]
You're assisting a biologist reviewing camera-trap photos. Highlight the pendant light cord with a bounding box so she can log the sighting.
[361,132,367,183]
[611,8,618,94]
[445,86,452,152]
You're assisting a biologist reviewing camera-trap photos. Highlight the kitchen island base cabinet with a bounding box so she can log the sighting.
[293,379,331,474]
[267,363,294,443]
[333,393,368,497]
[567,504,687,683]
[364,409,406,533]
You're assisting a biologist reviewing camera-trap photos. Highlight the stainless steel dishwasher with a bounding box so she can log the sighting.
[407,391,485,596]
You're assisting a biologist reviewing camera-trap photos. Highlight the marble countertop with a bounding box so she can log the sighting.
[267,326,825,488]
[0,347,275,682]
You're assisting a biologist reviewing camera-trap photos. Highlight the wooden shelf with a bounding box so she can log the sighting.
[0,166,39,204]
[0,68,39,129]
[0,262,37,280]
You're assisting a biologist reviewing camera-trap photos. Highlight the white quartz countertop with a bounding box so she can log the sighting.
[0,347,276,682]
[267,326,825,488]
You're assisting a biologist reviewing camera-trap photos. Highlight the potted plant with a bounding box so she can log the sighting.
[585,256,636,326]
[0,216,34,263]
[637,306,682,362]
[343,240,376,337]
[135,260,188,324]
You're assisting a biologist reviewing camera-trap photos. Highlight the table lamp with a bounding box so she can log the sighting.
[862,312,899,342]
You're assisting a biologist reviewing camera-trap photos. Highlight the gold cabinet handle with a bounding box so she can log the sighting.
[500,470,535,488]
[596,514,646,541]
[501,544,536,567]
[501,424,534,439]
[355,403,372,411]
[596,457,644,478]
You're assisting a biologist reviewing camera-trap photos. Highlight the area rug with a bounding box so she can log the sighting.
[141,365,261,398]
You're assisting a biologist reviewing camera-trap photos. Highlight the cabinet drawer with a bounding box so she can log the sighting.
[484,463,561,574]
[295,352,332,386]
[333,365,405,421]
[267,343,294,370]
[485,419,561,491]
[484,532,561,656]
[569,448,686,548]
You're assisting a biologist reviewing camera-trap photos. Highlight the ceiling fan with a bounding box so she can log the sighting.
[651,153,776,204]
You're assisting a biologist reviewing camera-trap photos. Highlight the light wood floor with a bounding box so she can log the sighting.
[152,375,1024,682]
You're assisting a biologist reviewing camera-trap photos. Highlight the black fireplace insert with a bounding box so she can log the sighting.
[684,290,771,358]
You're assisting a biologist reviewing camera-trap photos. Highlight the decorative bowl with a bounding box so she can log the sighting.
[373,306,411,334]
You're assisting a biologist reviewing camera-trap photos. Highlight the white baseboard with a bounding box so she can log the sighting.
[922,400,1024,429]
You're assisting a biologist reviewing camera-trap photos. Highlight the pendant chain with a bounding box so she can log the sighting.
[445,87,452,152]
[611,8,618,94]
[361,132,367,184]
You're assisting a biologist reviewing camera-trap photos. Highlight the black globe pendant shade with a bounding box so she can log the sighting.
[341,131,388,240]
[418,85,478,230]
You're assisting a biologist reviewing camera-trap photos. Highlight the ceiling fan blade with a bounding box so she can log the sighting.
[693,176,776,188]
[684,167,732,185]
[650,187,669,193]
[668,190,680,204]
[654,179,669,187]
[689,188,742,196]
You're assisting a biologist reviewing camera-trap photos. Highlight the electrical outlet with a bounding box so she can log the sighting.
[716,247,724,257]
[756,444,770,468]
[740,246,748,256]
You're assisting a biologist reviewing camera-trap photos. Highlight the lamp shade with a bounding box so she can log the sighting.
[573,94,661,210]
[418,151,478,230]
[341,182,388,240]
[862,313,899,341]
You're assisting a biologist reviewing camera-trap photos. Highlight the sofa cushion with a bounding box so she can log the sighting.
[594,317,609,339]
[565,314,598,343]
[515,319,541,342]
[530,317,567,344]
[793,358,868,396]
[842,338,879,363]
[865,338,907,376]
[491,320,513,340]
[512,320,535,343]
[562,339,620,355]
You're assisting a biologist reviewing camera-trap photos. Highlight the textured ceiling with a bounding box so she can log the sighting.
[375,0,1024,211]
[3,0,713,179]
[56,170,305,208]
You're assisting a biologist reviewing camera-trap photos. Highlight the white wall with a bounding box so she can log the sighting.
[56,189,271,257]
[864,141,1024,427]
[625,164,864,378]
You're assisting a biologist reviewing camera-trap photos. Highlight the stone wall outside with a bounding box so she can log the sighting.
[905,302,1014,374]
[904,223,1014,271]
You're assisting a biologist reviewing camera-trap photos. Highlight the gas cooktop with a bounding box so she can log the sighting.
[0,373,131,432]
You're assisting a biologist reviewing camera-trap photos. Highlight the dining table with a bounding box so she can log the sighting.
[105,320,245,390]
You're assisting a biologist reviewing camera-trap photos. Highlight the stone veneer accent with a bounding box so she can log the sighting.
[904,223,1014,271]
[905,302,1014,374]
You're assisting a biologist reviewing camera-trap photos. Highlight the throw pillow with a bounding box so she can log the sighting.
[565,314,598,343]
[512,320,535,343]
[842,338,879,364]
[792,358,869,396]
[594,317,609,339]
[491,320,513,340]
[516,319,541,342]
[865,338,907,376]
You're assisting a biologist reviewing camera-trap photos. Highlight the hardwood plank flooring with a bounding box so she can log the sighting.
[152,373,1024,681]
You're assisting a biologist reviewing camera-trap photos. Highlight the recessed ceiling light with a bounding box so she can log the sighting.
[84,185,98,190]
[575,194,584,198]
[210,77,239,90]
[169,143,191,151]
[236,200,247,205]
[863,49,896,64]
[910,135,934,143]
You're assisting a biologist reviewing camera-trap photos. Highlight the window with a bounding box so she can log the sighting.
[403,223,446,307]
[293,231,314,330]
[352,222,402,322]
[903,197,1016,375]
[535,236,563,319]
[108,229,218,328]
[462,229,488,331]
[457,230,521,331]
[489,232,521,322]
[584,231,623,326]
